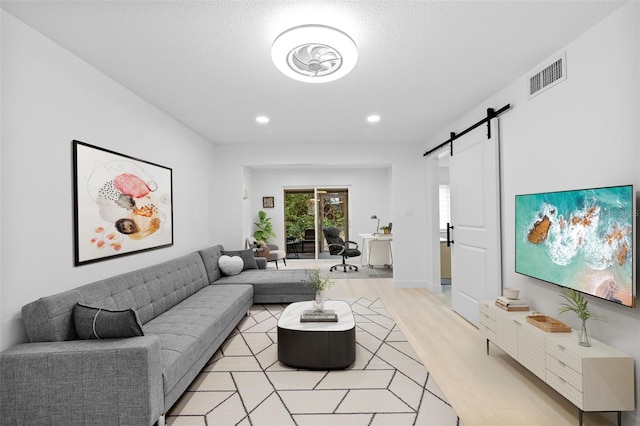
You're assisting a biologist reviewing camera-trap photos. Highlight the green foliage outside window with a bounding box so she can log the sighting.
[285,193,315,239]
[285,192,346,241]
[321,196,345,229]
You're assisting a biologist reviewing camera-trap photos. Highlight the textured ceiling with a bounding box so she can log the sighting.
[1,1,625,146]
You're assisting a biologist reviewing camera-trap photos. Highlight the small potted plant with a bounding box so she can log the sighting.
[558,288,605,347]
[379,225,391,234]
[305,268,334,311]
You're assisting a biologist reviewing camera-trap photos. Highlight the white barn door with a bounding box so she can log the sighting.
[449,120,502,326]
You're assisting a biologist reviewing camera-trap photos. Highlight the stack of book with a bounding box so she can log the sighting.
[300,309,338,322]
[495,296,529,311]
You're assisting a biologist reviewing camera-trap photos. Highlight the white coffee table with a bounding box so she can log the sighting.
[277,300,356,369]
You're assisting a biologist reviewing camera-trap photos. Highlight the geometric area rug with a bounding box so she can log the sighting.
[167,298,462,426]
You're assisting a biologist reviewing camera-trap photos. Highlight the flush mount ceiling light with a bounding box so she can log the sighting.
[271,24,358,83]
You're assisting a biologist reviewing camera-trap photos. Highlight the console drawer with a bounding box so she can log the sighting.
[546,339,582,373]
[546,368,583,409]
[546,353,583,391]
[479,323,497,343]
[479,304,496,333]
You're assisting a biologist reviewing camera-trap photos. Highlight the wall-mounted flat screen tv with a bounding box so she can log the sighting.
[515,184,635,308]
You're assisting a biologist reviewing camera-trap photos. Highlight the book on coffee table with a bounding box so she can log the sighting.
[300,309,338,322]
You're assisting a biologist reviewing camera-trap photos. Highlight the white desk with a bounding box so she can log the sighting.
[358,233,393,268]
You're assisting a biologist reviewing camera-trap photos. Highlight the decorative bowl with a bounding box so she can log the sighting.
[503,288,520,300]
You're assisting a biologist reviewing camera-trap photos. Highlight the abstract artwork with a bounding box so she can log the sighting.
[73,140,173,265]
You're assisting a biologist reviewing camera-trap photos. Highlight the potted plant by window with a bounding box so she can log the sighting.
[253,210,276,243]
[306,268,334,312]
[558,288,605,347]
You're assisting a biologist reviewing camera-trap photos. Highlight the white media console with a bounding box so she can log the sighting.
[479,301,635,425]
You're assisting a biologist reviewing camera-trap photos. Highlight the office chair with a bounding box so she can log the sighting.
[322,227,361,272]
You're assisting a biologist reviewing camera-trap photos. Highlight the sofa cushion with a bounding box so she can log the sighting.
[215,269,315,303]
[222,249,258,270]
[197,245,224,283]
[218,255,243,276]
[143,284,253,402]
[73,303,144,339]
[21,252,209,342]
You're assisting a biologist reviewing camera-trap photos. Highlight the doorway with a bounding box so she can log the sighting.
[284,188,349,259]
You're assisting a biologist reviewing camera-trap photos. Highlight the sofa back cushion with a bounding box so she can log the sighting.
[197,245,225,283]
[22,252,209,342]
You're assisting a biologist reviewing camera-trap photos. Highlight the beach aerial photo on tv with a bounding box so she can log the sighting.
[515,185,634,307]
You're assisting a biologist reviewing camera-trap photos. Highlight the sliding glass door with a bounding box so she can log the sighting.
[284,190,315,256]
[284,188,349,259]
[317,189,349,254]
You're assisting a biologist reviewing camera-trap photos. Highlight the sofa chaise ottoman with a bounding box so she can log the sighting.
[198,245,315,303]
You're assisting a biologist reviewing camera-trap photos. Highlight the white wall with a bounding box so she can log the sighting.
[245,166,391,249]
[426,2,640,423]
[0,12,217,350]
[213,143,434,288]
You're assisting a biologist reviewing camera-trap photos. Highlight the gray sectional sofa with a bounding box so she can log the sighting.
[0,244,314,426]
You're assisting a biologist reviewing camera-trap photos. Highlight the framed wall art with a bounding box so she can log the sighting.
[263,196,275,208]
[73,140,173,265]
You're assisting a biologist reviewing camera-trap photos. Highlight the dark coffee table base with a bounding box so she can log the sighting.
[278,326,356,369]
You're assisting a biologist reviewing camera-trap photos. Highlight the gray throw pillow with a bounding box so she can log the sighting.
[73,303,144,340]
[222,248,258,270]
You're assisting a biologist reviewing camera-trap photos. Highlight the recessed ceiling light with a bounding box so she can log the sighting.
[256,116,269,124]
[367,115,381,123]
[272,24,358,83]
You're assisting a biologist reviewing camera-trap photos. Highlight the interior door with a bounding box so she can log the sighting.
[449,120,502,326]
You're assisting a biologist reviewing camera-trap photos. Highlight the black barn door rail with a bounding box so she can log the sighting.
[422,104,511,157]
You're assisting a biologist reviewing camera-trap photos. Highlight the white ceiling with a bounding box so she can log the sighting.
[1,1,625,146]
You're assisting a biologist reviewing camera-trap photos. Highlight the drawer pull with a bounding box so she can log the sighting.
[557,344,566,350]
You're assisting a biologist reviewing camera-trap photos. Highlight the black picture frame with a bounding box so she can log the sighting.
[263,196,275,208]
[73,140,174,265]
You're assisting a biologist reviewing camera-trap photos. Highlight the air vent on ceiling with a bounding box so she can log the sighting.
[528,52,566,99]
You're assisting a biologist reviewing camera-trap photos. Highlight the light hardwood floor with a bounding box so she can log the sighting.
[286,259,615,426]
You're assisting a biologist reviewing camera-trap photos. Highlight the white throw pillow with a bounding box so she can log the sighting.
[218,255,244,276]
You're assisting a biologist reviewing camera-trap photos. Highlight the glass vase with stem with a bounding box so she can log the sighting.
[558,289,605,347]
[578,319,590,347]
